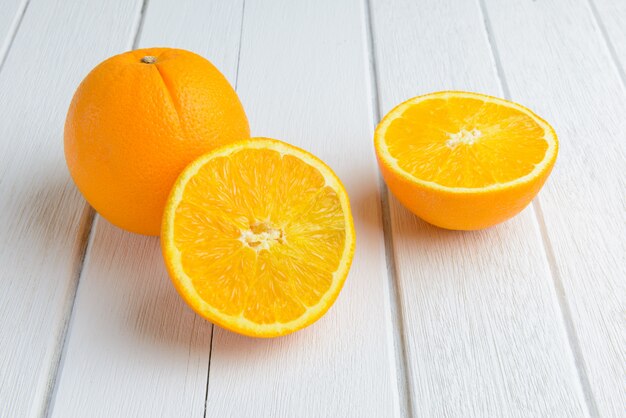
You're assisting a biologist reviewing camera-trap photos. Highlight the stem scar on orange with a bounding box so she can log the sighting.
[374,91,558,230]
[64,48,250,235]
[161,138,356,337]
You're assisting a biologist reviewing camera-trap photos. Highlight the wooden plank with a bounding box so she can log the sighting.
[368,0,589,416]
[0,0,143,416]
[50,218,213,417]
[204,1,399,417]
[482,0,626,415]
[590,0,626,80]
[0,0,26,66]
[134,0,244,83]
[49,1,244,417]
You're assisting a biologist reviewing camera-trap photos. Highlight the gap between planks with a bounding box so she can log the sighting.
[476,0,600,415]
[30,0,612,415]
[584,0,626,89]
[0,0,31,74]
[42,207,96,418]
[43,1,150,416]
[362,0,413,416]
[132,0,150,50]
[203,2,246,416]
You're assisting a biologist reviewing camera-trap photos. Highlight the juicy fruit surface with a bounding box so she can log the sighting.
[64,48,249,235]
[162,138,355,337]
[385,97,548,188]
[378,91,556,189]
[375,91,558,230]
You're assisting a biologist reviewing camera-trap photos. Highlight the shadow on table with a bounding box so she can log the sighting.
[4,166,89,261]
[83,174,515,359]
[106,227,215,350]
[348,179,477,244]
[348,180,524,275]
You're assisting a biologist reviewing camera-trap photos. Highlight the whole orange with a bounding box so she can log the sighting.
[64,48,250,235]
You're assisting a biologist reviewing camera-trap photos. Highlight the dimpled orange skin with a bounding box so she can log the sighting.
[64,48,250,235]
[376,157,555,230]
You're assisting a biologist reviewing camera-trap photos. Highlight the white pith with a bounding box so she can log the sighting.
[239,222,285,252]
[376,91,558,193]
[446,128,482,148]
[163,138,355,337]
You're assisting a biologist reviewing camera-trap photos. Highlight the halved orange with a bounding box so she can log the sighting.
[375,91,558,230]
[161,138,355,337]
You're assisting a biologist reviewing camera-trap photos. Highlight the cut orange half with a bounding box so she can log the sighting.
[161,138,355,337]
[375,91,558,230]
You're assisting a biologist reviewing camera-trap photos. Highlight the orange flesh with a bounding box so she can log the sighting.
[172,149,346,324]
[384,97,549,188]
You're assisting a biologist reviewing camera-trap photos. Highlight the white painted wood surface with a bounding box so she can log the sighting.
[591,0,626,81]
[0,0,26,67]
[50,218,212,417]
[482,0,626,415]
[368,0,588,416]
[0,0,142,416]
[0,0,623,417]
[50,1,243,416]
[205,0,398,416]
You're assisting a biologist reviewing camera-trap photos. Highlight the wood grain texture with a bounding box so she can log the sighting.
[0,0,142,416]
[50,1,244,416]
[482,0,626,415]
[0,0,26,66]
[590,0,626,80]
[50,219,212,418]
[204,1,399,417]
[1,1,621,417]
[368,0,588,416]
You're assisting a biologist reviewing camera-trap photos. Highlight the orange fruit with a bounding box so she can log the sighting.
[161,138,355,337]
[64,48,249,235]
[375,91,558,230]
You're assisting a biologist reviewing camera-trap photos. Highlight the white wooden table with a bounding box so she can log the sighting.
[0,0,624,417]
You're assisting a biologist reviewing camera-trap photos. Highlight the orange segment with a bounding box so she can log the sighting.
[375,91,558,230]
[161,138,355,337]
